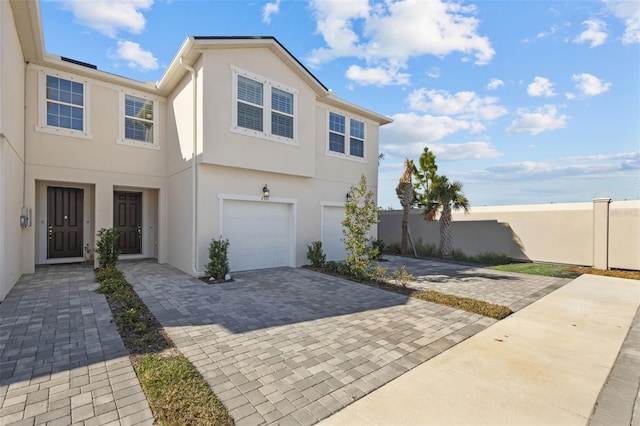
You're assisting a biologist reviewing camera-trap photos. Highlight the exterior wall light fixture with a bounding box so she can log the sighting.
[262,184,270,200]
[346,192,352,201]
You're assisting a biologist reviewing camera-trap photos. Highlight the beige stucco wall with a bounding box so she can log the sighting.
[609,200,640,270]
[20,64,169,270]
[165,47,380,276]
[200,47,316,177]
[194,164,375,272]
[0,0,27,300]
[379,200,639,270]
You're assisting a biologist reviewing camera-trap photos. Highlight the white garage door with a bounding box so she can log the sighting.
[222,200,292,271]
[322,205,347,262]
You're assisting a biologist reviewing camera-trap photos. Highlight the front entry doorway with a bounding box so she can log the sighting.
[47,186,84,258]
[114,191,142,255]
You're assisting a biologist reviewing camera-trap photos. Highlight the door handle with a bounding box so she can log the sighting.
[137,225,142,238]
[48,226,53,240]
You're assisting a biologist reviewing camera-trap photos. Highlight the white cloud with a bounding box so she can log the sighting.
[523,25,558,42]
[506,105,569,135]
[574,19,608,47]
[572,73,612,96]
[111,40,158,71]
[427,67,440,79]
[61,0,153,38]
[382,112,481,144]
[486,78,504,90]
[485,151,639,179]
[382,141,502,161]
[527,76,556,97]
[345,64,410,86]
[262,0,281,24]
[607,0,640,44]
[308,0,494,85]
[565,92,576,100]
[407,89,508,121]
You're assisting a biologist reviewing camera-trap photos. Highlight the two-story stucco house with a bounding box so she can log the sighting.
[0,0,392,301]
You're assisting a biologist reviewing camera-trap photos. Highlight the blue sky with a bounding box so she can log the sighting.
[40,0,640,208]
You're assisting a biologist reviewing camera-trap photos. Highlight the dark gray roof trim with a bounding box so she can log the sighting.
[193,36,328,91]
[60,56,97,69]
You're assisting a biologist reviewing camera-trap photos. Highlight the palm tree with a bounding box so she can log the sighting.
[395,159,414,254]
[424,175,470,258]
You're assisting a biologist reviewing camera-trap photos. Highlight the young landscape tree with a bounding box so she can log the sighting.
[395,159,414,255]
[423,175,470,258]
[342,174,380,278]
[412,147,470,258]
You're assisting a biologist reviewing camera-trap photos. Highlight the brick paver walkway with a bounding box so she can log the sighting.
[120,261,496,426]
[382,255,571,311]
[0,264,153,426]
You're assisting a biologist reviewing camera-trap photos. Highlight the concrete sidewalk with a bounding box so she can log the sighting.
[319,274,640,426]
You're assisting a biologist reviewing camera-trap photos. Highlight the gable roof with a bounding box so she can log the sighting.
[9,1,392,125]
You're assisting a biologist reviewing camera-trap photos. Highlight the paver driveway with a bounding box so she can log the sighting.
[0,264,153,426]
[382,255,571,311]
[120,260,496,426]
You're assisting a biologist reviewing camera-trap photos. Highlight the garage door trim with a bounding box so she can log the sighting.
[218,193,297,269]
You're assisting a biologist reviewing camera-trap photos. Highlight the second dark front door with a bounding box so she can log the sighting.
[114,191,142,255]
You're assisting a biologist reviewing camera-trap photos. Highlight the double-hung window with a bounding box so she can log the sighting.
[46,76,84,131]
[232,67,298,144]
[36,69,91,139]
[117,92,158,149]
[327,111,366,161]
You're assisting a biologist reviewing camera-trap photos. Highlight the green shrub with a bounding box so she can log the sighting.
[95,265,125,283]
[96,228,120,269]
[307,241,326,267]
[391,265,414,287]
[370,265,389,281]
[450,249,469,262]
[96,277,129,294]
[414,239,440,258]
[474,252,511,266]
[369,239,385,261]
[385,241,401,255]
[117,308,139,330]
[205,237,230,281]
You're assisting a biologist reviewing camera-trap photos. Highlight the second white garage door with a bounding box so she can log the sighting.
[222,200,293,271]
[322,205,347,262]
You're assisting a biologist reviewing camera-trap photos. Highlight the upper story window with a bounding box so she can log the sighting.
[36,69,91,139]
[232,66,298,145]
[327,111,366,161]
[117,92,159,150]
[46,76,84,131]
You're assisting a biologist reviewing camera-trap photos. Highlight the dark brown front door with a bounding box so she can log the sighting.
[47,187,83,258]
[114,191,142,254]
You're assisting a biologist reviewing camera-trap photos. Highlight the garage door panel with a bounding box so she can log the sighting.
[222,200,292,271]
[322,206,347,262]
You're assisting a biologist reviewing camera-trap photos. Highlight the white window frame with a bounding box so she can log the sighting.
[116,90,159,150]
[325,110,367,163]
[231,66,298,145]
[36,69,92,140]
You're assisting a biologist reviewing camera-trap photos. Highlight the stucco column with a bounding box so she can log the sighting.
[593,197,611,270]
[94,182,113,268]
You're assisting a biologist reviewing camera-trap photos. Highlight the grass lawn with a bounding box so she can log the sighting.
[135,354,234,426]
[490,263,640,280]
[414,290,512,320]
[489,263,580,278]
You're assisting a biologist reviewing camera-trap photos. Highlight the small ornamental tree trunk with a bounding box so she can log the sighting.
[440,204,453,258]
[396,159,414,255]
